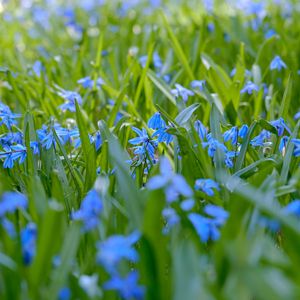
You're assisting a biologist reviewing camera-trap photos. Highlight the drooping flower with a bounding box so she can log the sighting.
[194,120,207,141]
[270,118,291,136]
[270,55,287,71]
[194,178,220,196]
[223,126,238,145]
[147,112,166,130]
[72,189,103,232]
[239,124,248,139]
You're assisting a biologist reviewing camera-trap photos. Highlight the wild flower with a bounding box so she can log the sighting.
[194,178,220,196]
[270,55,287,71]
[147,156,193,202]
[72,189,103,232]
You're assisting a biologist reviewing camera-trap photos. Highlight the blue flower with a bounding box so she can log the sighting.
[0,144,27,168]
[72,189,103,232]
[294,111,300,120]
[30,141,40,155]
[204,204,229,226]
[190,80,206,91]
[284,200,300,217]
[129,127,157,160]
[96,231,140,273]
[224,151,238,168]
[194,120,207,141]
[265,28,276,39]
[58,287,71,300]
[239,124,248,139]
[188,205,228,242]
[291,139,300,157]
[77,76,104,89]
[147,112,166,130]
[152,127,173,144]
[1,218,16,237]
[103,271,144,300]
[57,89,82,112]
[270,118,291,136]
[32,60,44,77]
[21,222,37,266]
[279,136,289,153]
[202,134,227,157]
[195,178,220,196]
[147,157,193,202]
[0,192,27,218]
[171,84,194,102]
[223,126,238,145]
[270,55,287,71]
[241,81,259,94]
[250,130,271,147]
[0,111,21,129]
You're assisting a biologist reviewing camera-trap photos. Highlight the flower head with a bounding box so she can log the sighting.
[270,55,287,71]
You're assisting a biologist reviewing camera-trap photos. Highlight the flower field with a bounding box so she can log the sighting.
[0,0,300,299]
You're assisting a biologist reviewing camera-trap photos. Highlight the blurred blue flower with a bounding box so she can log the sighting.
[72,189,103,232]
[284,200,300,217]
[294,111,300,120]
[0,192,27,218]
[77,76,104,89]
[147,156,193,202]
[195,178,220,196]
[58,89,82,112]
[241,81,259,94]
[1,218,16,237]
[21,222,37,266]
[171,84,194,102]
[103,271,144,300]
[189,204,228,242]
[58,287,71,300]
[190,80,206,91]
[32,60,44,77]
[97,231,140,273]
[270,55,287,71]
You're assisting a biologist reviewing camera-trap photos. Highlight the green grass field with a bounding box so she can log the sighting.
[0,0,300,299]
